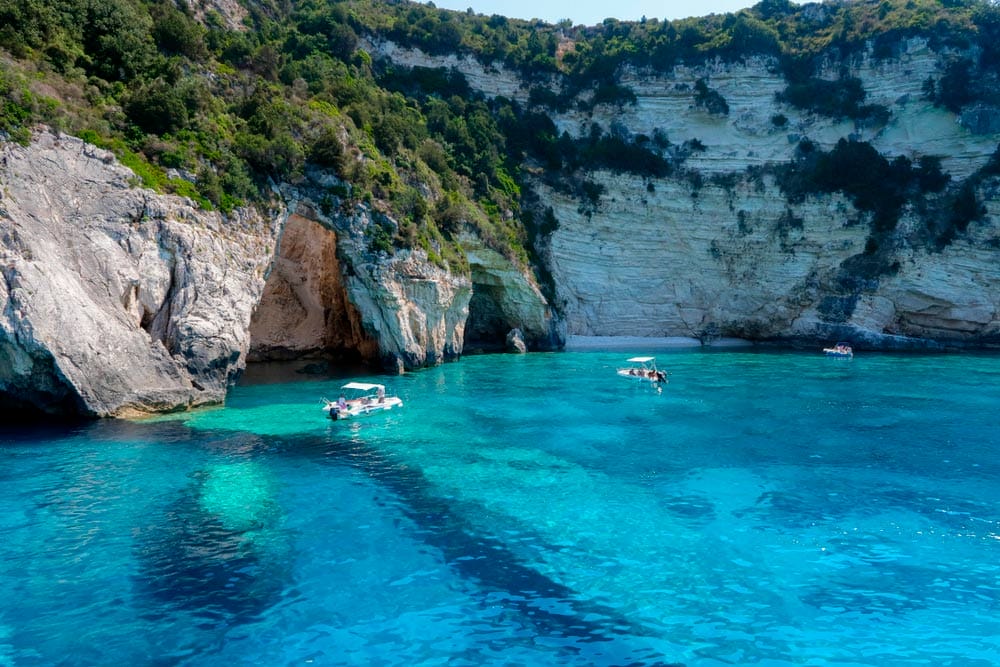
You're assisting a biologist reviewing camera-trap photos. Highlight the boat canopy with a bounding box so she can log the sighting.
[626,356,655,363]
[341,382,384,391]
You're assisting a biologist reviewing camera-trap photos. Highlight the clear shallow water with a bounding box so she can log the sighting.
[2,350,1000,666]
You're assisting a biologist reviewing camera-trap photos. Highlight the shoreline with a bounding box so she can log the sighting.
[564,335,754,351]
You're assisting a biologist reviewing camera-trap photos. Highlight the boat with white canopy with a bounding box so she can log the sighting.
[616,356,667,384]
[823,342,854,358]
[322,382,403,420]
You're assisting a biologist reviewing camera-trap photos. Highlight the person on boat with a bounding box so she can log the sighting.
[337,394,348,411]
[377,386,385,404]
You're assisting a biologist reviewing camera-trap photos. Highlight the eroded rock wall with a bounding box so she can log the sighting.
[462,233,562,350]
[0,132,278,417]
[248,213,379,362]
[541,171,1000,346]
[273,186,474,371]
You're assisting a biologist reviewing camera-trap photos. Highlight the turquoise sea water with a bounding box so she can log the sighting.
[2,349,1000,666]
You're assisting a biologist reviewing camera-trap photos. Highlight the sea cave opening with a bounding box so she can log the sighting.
[464,281,515,353]
[247,215,377,370]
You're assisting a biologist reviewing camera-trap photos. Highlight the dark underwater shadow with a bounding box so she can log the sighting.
[65,416,685,664]
[130,430,293,628]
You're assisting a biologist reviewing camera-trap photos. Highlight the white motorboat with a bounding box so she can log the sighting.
[322,382,403,420]
[823,342,854,358]
[616,356,667,384]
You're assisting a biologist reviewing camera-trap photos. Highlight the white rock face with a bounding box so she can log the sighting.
[562,40,996,180]
[0,132,278,417]
[192,0,247,30]
[373,38,1000,347]
[377,37,995,178]
[542,171,1000,345]
[362,38,540,104]
[544,172,858,337]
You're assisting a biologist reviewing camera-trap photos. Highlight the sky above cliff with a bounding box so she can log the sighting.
[426,0,780,25]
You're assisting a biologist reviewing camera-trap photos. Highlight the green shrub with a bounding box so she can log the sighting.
[309,126,346,171]
[778,76,888,122]
[0,71,36,145]
[150,3,208,61]
[367,219,395,255]
[124,80,189,135]
[779,139,929,232]
[931,59,974,112]
[694,78,729,116]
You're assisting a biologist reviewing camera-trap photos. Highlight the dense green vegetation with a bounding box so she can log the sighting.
[778,138,950,232]
[771,135,994,278]
[0,0,998,274]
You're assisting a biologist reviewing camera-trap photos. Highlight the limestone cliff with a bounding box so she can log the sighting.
[371,37,1000,348]
[541,172,1000,347]
[0,131,279,417]
[7,23,1000,419]
[252,178,473,372]
[0,131,553,417]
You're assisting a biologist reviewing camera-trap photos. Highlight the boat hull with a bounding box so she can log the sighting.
[327,397,404,420]
[616,369,666,383]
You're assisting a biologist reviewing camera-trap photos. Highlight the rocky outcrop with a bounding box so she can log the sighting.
[505,328,527,353]
[193,0,248,31]
[461,233,562,351]
[0,131,278,417]
[269,180,473,372]
[0,130,553,418]
[255,170,561,370]
[362,37,539,104]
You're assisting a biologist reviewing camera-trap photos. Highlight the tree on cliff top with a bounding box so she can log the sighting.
[0,0,996,264]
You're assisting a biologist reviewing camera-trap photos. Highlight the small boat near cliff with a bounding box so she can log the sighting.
[823,342,854,358]
[617,356,667,384]
[322,382,403,420]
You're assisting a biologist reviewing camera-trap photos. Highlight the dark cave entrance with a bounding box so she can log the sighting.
[464,282,513,353]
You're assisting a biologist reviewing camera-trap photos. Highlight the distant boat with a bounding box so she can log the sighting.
[823,342,853,358]
[616,356,667,384]
[322,382,403,420]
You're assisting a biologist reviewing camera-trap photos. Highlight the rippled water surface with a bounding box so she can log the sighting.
[3,350,1000,666]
